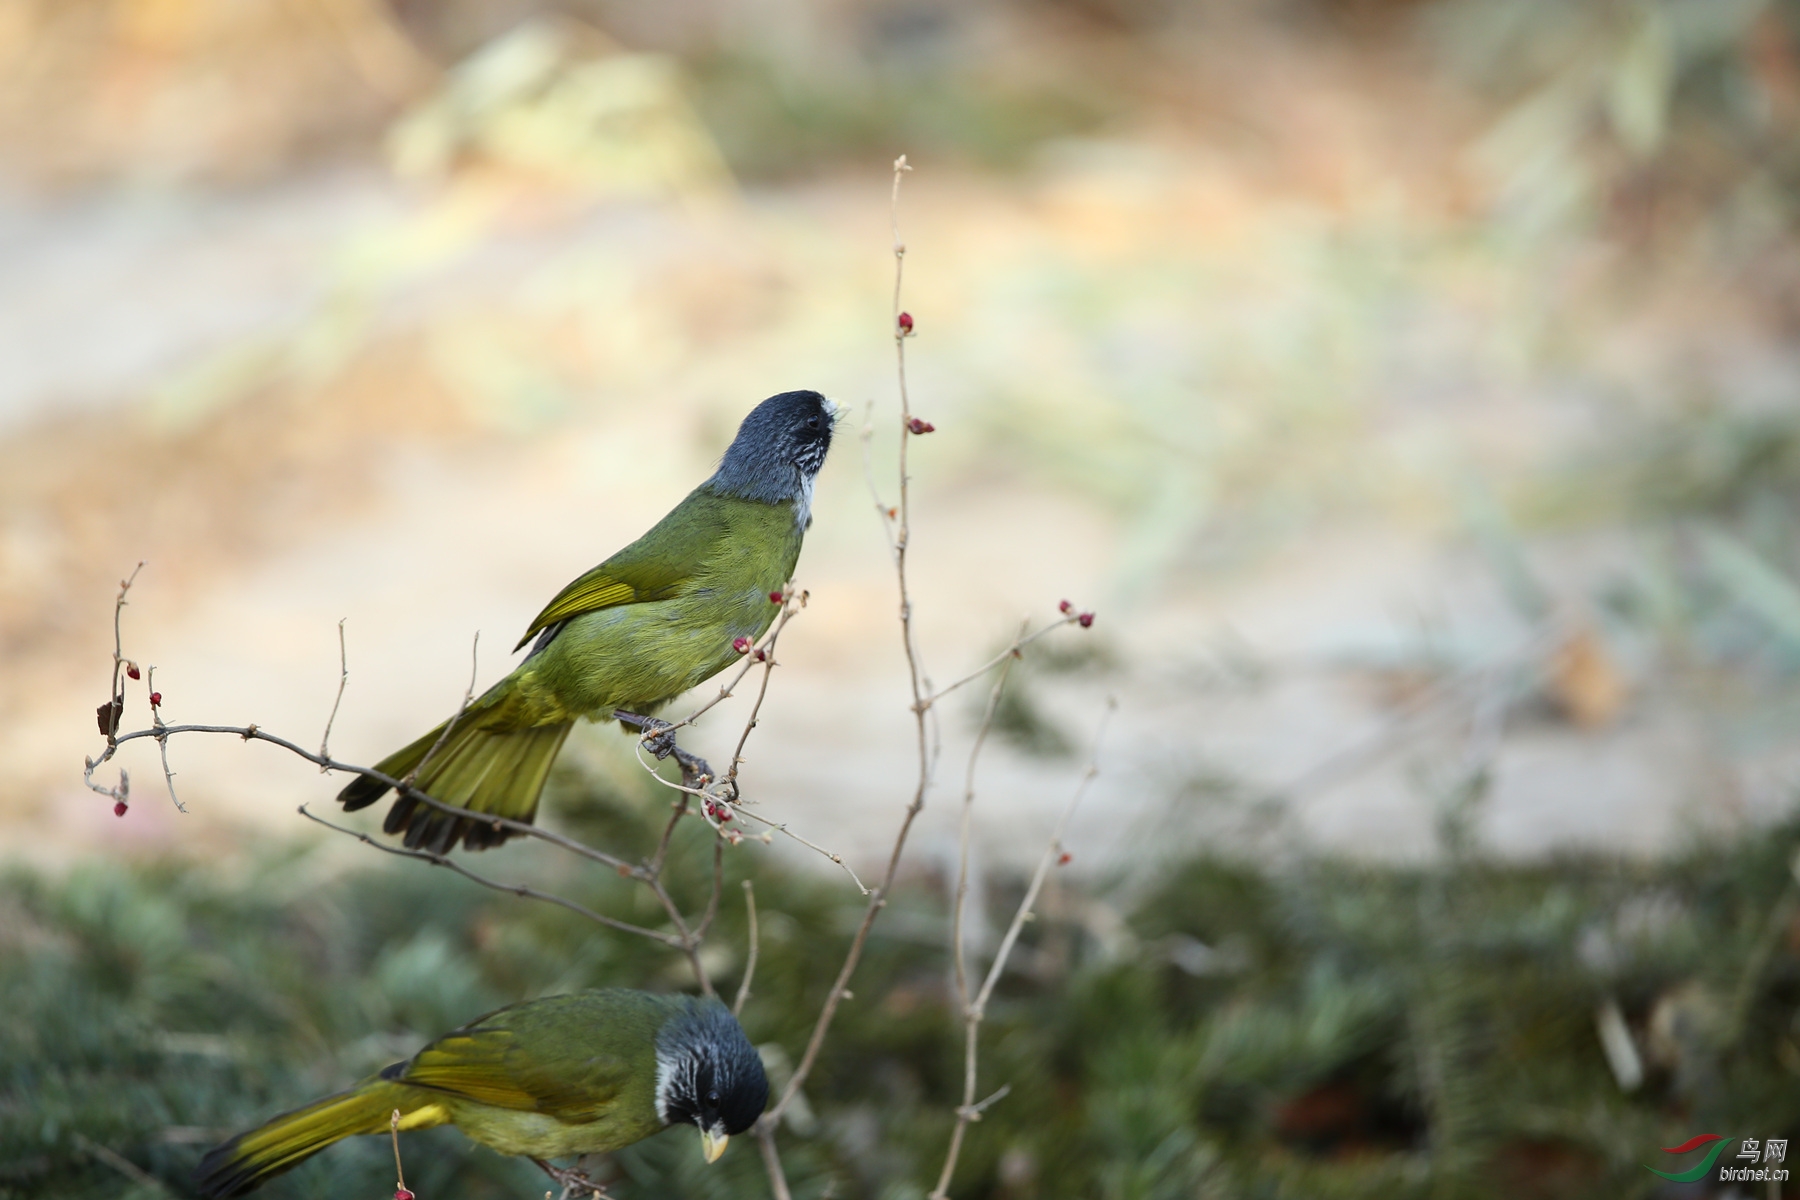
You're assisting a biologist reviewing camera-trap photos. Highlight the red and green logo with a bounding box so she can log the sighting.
[1645,1134,1738,1182]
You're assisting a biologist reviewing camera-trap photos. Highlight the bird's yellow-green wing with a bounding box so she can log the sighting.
[396,1026,631,1121]
[513,490,738,651]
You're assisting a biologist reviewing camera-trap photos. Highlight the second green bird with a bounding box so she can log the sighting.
[339,390,838,851]
[194,988,768,1196]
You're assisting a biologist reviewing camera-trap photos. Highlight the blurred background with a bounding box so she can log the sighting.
[6,0,1800,1196]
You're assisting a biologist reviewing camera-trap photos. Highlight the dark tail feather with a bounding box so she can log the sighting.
[335,718,572,853]
[193,1079,437,1198]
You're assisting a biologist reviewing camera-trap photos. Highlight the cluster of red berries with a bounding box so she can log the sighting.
[703,797,734,824]
[1058,600,1096,628]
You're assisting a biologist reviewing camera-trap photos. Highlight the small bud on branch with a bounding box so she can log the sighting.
[114,801,128,818]
[897,311,914,335]
[126,663,141,680]
[732,637,752,655]
[907,418,935,435]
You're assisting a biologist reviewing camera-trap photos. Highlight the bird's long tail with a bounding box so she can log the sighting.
[336,691,573,853]
[193,1078,446,1198]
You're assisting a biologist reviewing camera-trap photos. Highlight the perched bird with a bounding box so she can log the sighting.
[194,988,768,1197]
[338,389,837,852]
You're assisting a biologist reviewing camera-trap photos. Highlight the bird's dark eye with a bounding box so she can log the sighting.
[707,1089,721,1106]
[805,416,820,430]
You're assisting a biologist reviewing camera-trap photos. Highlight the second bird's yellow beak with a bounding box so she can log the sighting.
[701,1128,728,1163]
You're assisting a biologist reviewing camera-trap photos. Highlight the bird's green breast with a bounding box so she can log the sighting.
[516,492,806,722]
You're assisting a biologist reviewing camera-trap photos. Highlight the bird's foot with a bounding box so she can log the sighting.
[531,1157,608,1199]
[614,711,717,789]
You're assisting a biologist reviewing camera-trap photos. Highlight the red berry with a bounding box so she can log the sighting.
[1058,852,1072,866]
[114,801,128,818]
[1059,600,1073,615]
[395,1191,416,1200]
[732,637,751,654]
[149,691,163,706]
[126,663,141,680]
[907,418,934,435]
[1077,612,1094,629]
[897,311,914,334]
[769,591,784,604]
[753,648,767,663]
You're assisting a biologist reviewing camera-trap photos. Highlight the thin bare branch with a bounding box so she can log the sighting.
[922,617,1079,711]
[733,881,759,1017]
[696,837,726,939]
[73,1132,170,1195]
[319,618,349,770]
[147,666,187,813]
[388,1109,409,1198]
[730,806,869,892]
[765,155,929,1143]
[299,805,680,945]
[950,623,1024,1036]
[105,562,145,744]
[407,630,480,785]
[757,1123,794,1200]
[726,597,804,784]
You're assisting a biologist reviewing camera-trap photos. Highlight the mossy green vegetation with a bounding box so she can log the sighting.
[6,753,1799,1198]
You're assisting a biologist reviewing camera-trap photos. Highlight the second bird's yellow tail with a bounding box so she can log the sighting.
[193,1079,445,1198]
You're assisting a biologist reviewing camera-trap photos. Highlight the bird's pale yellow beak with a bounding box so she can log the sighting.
[701,1128,728,1163]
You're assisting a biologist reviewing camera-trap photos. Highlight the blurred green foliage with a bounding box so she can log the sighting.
[7,751,1800,1199]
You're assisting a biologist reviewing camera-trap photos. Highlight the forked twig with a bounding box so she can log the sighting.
[930,699,1114,1198]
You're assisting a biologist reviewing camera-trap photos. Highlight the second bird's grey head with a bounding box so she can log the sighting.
[707,390,838,506]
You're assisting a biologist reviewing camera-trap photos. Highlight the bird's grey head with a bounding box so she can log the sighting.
[706,390,839,507]
[654,996,769,1163]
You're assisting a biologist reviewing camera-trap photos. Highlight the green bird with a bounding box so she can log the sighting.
[193,988,768,1196]
[338,390,838,852]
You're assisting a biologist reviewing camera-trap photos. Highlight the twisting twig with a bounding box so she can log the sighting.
[105,561,144,743]
[84,562,145,807]
[319,618,349,770]
[930,699,1114,1199]
[733,881,759,1017]
[406,630,480,785]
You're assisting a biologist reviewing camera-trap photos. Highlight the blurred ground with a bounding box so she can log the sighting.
[5,0,1800,881]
